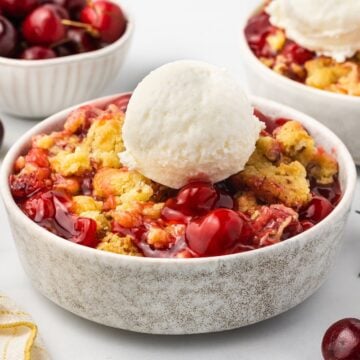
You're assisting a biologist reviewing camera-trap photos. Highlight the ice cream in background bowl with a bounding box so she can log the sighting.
[119,60,264,189]
[266,0,360,62]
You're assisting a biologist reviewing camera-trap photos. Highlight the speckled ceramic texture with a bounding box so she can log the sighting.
[239,4,360,165]
[0,94,356,334]
[0,1,133,118]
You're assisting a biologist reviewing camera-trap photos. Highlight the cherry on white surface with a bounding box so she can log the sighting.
[0,1,359,359]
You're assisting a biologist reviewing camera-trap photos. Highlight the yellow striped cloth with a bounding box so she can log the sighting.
[0,294,49,360]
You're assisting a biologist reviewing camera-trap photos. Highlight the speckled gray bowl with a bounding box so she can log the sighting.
[0,94,356,335]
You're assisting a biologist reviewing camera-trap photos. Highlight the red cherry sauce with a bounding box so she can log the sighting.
[281,41,315,65]
[300,179,341,226]
[161,181,234,223]
[112,220,187,258]
[21,190,98,247]
[244,11,275,57]
[254,109,290,134]
[185,208,248,257]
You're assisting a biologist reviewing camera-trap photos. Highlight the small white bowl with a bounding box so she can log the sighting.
[0,1,134,118]
[239,4,360,164]
[0,93,356,334]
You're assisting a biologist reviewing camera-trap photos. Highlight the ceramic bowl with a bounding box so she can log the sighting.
[239,3,360,165]
[0,1,134,118]
[0,93,356,334]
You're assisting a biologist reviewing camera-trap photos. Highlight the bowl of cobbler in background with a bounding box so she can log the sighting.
[0,0,133,118]
[240,0,360,164]
[0,91,356,334]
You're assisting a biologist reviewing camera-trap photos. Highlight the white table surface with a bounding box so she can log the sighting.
[0,1,359,359]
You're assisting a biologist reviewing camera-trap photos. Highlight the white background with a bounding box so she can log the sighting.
[0,0,359,359]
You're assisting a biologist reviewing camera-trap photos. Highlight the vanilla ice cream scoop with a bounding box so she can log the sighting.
[119,60,263,189]
[266,0,360,62]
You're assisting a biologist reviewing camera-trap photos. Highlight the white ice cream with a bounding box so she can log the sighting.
[119,60,263,189]
[266,0,360,62]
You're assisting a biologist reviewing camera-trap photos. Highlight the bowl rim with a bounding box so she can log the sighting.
[239,1,360,103]
[0,0,134,68]
[0,92,357,265]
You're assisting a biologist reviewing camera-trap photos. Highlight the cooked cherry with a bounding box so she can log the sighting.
[300,220,314,231]
[10,169,51,200]
[72,217,98,247]
[112,94,132,113]
[322,318,360,360]
[185,208,245,257]
[311,178,342,206]
[161,182,234,222]
[80,0,126,43]
[244,11,273,57]
[0,15,16,57]
[23,191,56,222]
[67,28,98,53]
[25,148,50,167]
[23,190,98,247]
[254,109,290,134]
[21,46,57,59]
[22,4,68,46]
[300,195,334,224]
[0,0,38,18]
[282,41,315,65]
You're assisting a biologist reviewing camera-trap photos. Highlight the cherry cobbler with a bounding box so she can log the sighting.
[245,4,360,96]
[9,95,340,258]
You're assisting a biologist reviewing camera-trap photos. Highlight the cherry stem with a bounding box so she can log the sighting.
[61,19,99,38]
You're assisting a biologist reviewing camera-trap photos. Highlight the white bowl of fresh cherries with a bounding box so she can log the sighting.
[0,0,134,118]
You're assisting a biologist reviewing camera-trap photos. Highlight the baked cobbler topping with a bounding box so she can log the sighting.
[9,95,340,258]
[245,6,360,96]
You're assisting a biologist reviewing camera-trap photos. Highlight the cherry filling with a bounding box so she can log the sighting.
[244,10,316,81]
[299,196,334,225]
[9,104,342,258]
[161,181,234,223]
[254,109,290,134]
[282,41,315,65]
[244,11,274,57]
[185,208,247,257]
[22,190,98,247]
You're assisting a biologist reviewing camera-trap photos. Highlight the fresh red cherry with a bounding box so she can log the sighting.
[0,0,38,18]
[22,4,68,46]
[80,0,126,43]
[54,42,76,56]
[45,3,69,19]
[0,119,3,149]
[322,318,360,360]
[0,15,16,57]
[282,41,315,65]
[40,0,85,16]
[300,195,334,224]
[67,28,98,52]
[185,208,245,257]
[21,46,57,59]
[161,182,234,223]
